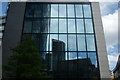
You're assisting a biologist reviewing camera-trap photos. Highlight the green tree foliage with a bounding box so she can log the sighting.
[4,36,46,79]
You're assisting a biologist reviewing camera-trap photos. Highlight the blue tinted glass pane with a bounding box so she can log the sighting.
[85,19,93,33]
[39,34,49,51]
[77,35,86,51]
[26,4,34,17]
[67,4,75,17]
[32,34,40,50]
[34,4,42,17]
[32,20,41,33]
[59,4,66,17]
[68,19,75,33]
[59,19,67,33]
[78,52,87,59]
[23,21,32,33]
[68,35,77,51]
[68,52,77,60]
[86,35,96,51]
[88,52,97,67]
[50,19,58,33]
[59,34,67,51]
[43,4,50,17]
[75,4,83,17]
[41,19,49,33]
[51,4,58,17]
[83,4,91,18]
[50,34,58,51]
[76,19,84,33]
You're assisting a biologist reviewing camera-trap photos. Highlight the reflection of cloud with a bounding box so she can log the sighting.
[108,53,120,70]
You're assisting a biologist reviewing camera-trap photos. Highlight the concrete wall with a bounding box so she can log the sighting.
[91,2,110,79]
[0,40,2,80]
[2,2,26,78]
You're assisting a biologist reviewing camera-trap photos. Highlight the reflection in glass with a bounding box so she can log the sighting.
[32,34,40,50]
[77,35,86,51]
[50,34,58,51]
[34,4,42,17]
[68,52,77,60]
[59,19,67,33]
[68,19,75,33]
[68,35,77,51]
[88,52,97,67]
[25,4,34,17]
[41,19,49,33]
[23,20,32,33]
[43,4,50,17]
[32,34,49,51]
[86,35,96,51]
[85,19,93,33]
[83,4,92,18]
[39,34,49,51]
[59,34,67,51]
[78,52,87,59]
[59,4,66,17]
[51,4,58,17]
[76,19,84,33]
[32,20,41,33]
[50,19,58,33]
[67,4,75,17]
[75,4,83,17]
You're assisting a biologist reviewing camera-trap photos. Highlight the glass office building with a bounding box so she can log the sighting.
[23,3,99,78]
[2,0,110,79]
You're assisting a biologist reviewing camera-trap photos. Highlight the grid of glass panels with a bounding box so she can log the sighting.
[23,3,100,79]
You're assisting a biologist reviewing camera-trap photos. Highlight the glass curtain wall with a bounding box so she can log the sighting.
[23,2,100,79]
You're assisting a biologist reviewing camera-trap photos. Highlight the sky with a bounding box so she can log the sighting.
[0,0,119,70]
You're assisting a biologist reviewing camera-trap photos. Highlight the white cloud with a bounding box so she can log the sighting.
[99,2,118,15]
[108,53,120,70]
[102,10,118,50]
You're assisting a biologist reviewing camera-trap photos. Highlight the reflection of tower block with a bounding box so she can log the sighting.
[45,53,52,71]
[52,39,65,71]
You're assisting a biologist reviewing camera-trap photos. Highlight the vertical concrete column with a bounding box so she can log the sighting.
[91,2,110,79]
[2,2,26,78]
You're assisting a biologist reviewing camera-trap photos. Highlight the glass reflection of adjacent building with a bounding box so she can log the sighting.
[23,3,100,79]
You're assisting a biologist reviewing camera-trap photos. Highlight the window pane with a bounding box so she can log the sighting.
[59,19,67,33]
[32,20,41,33]
[23,20,32,33]
[34,4,42,17]
[78,52,87,59]
[51,4,58,17]
[68,19,75,33]
[68,52,77,60]
[32,34,40,50]
[85,19,94,33]
[59,34,67,51]
[43,4,50,17]
[77,35,86,51]
[41,19,49,33]
[68,35,77,51]
[59,4,66,17]
[25,4,34,17]
[50,19,58,33]
[76,19,84,33]
[75,4,83,18]
[83,4,92,18]
[67,4,75,17]
[88,52,97,67]
[39,34,49,51]
[50,34,58,51]
[86,35,96,51]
